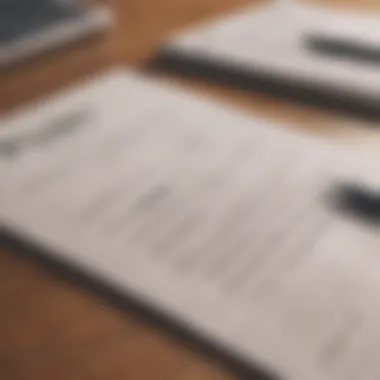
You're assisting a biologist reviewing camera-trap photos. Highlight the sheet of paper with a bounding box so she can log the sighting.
[163,1,380,101]
[1,69,380,380]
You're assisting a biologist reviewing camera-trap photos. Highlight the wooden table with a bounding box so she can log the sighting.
[1,1,379,379]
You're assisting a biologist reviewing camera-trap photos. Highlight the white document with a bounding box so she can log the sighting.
[1,69,380,380]
[162,0,380,104]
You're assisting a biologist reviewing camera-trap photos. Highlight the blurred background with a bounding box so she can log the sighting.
[1,1,380,380]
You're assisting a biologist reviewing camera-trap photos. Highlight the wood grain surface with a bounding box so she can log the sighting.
[0,1,379,380]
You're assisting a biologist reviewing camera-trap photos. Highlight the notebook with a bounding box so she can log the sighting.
[1,69,380,380]
[0,0,110,67]
[158,0,380,119]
